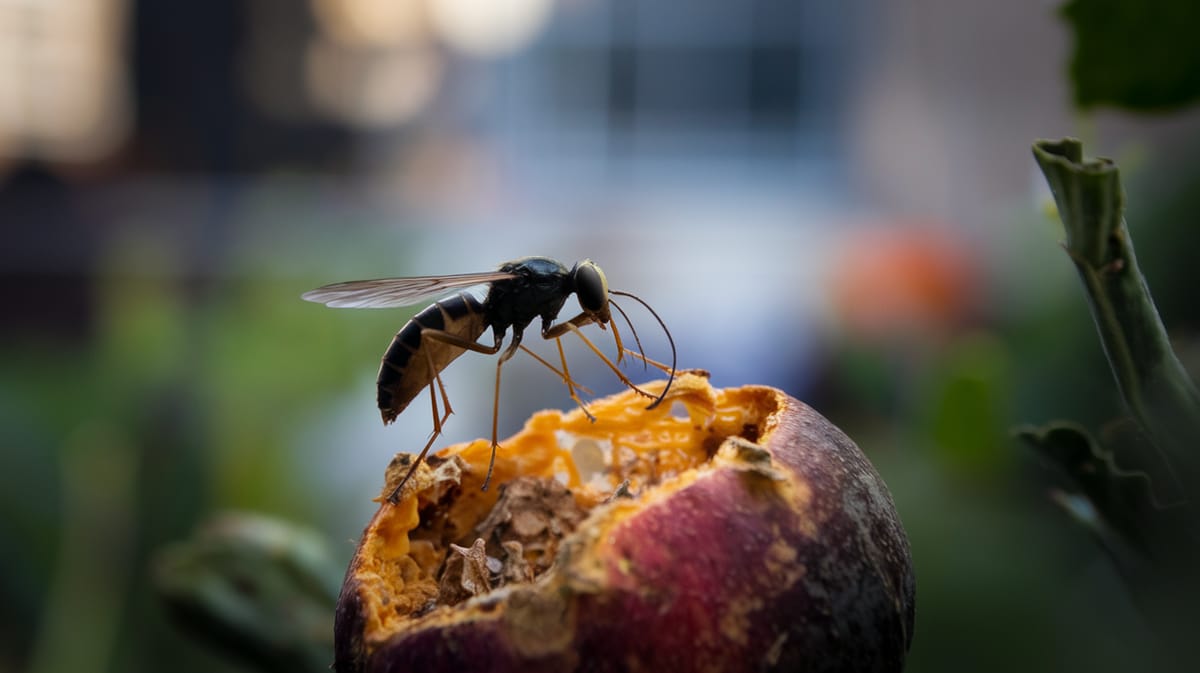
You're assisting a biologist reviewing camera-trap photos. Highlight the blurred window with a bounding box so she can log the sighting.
[489,0,854,186]
[0,0,130,166]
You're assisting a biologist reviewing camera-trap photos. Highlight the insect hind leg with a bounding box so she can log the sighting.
[385,332,479,504]
[430,362,455,430]
[386,373,452,504]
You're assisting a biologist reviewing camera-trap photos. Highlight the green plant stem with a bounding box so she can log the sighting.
[1032,138,1200,482]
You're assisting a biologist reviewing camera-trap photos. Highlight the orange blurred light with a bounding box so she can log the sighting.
[828,224,981,340]
[310,0,430,47]
[305,39,442,128]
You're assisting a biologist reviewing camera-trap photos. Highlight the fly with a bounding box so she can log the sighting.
[302,256,677,503]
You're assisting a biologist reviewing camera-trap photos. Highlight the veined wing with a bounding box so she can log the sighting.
[302,271,515,308]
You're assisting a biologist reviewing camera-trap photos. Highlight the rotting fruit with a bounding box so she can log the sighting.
[334,372,915,673]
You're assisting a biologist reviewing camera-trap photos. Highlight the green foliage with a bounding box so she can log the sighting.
[1063,0,1200,110]
[1030,138,1200,665]
[925,335,1013,476]
[1033,139,1200,478]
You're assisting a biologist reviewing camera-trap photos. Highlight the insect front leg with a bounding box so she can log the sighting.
[621,349,676,375]
[543,312,658,403]
[541,312,598,340]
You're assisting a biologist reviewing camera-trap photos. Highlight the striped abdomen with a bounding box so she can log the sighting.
[377,293,489,424]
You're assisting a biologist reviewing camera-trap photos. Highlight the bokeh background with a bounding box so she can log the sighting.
[3,1,1200,671]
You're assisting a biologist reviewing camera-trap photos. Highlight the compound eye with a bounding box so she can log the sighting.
[574,261,609,315]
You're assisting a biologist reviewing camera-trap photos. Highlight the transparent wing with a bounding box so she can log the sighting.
[301,271,515,308]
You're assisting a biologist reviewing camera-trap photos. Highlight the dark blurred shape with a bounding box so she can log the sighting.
[0,169,97,341]
[1019,420,1185,564]
[1064,0,1200,110]
[154,513,342,673]
[131,0,354,173]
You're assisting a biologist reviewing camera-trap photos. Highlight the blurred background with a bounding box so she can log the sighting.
[3,0,1200,671]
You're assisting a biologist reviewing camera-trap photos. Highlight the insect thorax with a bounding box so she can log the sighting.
[484,259,573,334]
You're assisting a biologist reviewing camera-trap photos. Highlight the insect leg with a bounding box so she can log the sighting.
[420,329,504,356]
[546,316,657,402]
[385,377,447,504]
[607,312,628,365]
[608,298,647,370]
[554,337,597,421]
[621,349,675,375]
[568,324,655,399]
[517,345,596,397]
[386,328,503,503]
[609,290,677,410]
[515,342,597,418]
[484,335,524,490]
[541,312,598,339]
[433,365,454,423]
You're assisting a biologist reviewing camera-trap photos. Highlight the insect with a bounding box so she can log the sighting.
[302,256,677,503]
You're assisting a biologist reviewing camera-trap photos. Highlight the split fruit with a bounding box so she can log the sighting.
[335,372,915,673]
